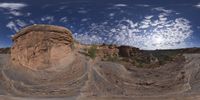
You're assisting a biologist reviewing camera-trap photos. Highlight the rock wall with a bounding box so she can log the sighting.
[118,46,140,57]
[97,44,119,59]
[11,25,73,70]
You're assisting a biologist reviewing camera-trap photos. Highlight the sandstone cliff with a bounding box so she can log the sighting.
[11,25,73,70]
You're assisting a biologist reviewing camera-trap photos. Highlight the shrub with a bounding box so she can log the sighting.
[88,45,97,59]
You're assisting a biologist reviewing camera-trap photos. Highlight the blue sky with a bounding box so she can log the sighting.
[0,0,200,50]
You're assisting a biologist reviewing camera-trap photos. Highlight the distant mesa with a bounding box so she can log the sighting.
[11,24,74,70]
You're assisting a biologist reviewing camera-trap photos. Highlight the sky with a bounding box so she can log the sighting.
[0,0,200,50]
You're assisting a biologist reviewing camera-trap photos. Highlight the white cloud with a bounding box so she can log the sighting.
[195,3,200,8]
[158,13,168,18]
[152,7,173,13]
[59,17,68,23]
[159,17,167,21]
[41,16,54,23]
[0,3,27,10]
[6,19,27,32]
[16,19,27,27]
[114,4,127,7]
[29,20,35,24]
[109,13,115,17]
[0,2,27,16]
[9,10,23,16]
[6,21,19,32]
[145,15,154,19]
[26,12,31,16]
[139,24,149,29]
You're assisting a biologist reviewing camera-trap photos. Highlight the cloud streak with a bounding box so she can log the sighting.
[6,19,27,32]
[114,4,127,7]
[195,3,200,8]
[0,2,27,16]
[152,7,173,13]
[0,2,27,10]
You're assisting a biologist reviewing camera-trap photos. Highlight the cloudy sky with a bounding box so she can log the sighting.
[0,0,200,50]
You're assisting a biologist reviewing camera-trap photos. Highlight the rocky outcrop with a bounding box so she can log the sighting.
[118,46,140,57]
[11,25,73,70]
[97,44,119,59]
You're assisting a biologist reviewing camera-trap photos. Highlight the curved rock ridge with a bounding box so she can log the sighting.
[11,24,74,70]
[12,24,72,42]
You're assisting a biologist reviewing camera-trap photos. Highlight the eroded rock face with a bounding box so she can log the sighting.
[97,44,119,59]
[11,25,73,70]
[118,46,140,57]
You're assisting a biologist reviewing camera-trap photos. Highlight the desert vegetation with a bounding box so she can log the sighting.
[91,45,186,68]
[87,45,97,59]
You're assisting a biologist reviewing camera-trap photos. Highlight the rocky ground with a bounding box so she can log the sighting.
[1,45,200,100]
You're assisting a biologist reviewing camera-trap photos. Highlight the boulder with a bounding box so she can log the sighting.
[11,24,73,70]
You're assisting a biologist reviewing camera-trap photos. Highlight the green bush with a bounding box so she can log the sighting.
[88,45,97,59]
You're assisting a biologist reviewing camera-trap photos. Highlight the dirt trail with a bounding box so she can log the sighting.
[1,53,200,100]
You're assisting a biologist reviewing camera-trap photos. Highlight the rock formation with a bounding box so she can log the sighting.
[118,46,140,57]
[11,25,73,70]
[97,44,119,59]
[0,48,10,54]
